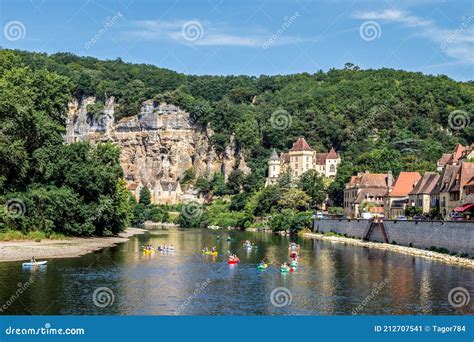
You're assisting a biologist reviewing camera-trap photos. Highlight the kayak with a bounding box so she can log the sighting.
[22,261,47,267]
[143,249,154,254]
[290,261,298,267]
[210,251,218,256]
[202,251,212,255]
[228,259,239,264]
[226,238,233,241]
[280,266,290,273]
[257,263,268,269]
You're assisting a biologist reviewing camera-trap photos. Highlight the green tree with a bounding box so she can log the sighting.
[139,187,152,205]
[297,170,325,208]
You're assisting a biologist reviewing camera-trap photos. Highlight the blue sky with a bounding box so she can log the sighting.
[0,0,472,81]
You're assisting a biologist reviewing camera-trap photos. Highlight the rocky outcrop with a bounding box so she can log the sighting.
[65,97,250,189]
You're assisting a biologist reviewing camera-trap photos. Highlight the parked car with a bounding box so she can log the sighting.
[449,212,465,221]
[413,215,427,221]
[361,212,373,220]
[395,215,408,221]
[313,212,324,219]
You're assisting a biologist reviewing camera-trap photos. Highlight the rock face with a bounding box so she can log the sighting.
[65,97,250,198]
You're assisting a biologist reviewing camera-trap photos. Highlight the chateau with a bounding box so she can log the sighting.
[265,137,340,186]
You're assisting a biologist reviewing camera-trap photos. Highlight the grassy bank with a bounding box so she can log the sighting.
[0,230,67,241]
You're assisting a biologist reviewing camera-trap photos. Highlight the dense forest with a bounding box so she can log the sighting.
[0,49,472,235]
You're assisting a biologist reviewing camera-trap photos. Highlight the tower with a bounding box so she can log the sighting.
[266,149,281,186]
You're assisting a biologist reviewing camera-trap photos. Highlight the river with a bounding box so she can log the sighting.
[0,228,472,315]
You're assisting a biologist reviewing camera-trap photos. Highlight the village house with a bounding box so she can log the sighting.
[384,172,421,219]
[343,172,391,218]
[436,143,471,171]
[266,137,340,186]
[407,172,440,214]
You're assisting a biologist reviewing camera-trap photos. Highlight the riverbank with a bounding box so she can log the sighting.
[302,231,474,268]
[0,228,147,262]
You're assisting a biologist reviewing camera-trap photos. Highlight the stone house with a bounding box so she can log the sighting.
[407,172,440,214]
[344,172,390,218]
[383,172,421,219]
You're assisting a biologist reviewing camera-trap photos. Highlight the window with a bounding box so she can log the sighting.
[330,164,335,172]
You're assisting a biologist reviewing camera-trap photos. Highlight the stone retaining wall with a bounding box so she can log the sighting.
[313,219,474,255]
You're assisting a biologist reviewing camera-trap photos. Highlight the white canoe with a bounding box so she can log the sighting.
[22,261,47,267]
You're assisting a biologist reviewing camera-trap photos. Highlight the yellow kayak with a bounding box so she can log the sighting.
[202,251,218,256]
[143,249,154,254]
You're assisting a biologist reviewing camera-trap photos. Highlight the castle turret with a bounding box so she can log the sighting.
[266,149,281,186]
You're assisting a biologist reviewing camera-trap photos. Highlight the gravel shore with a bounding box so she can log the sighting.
[0,228,147,262]
[302,232,474,268]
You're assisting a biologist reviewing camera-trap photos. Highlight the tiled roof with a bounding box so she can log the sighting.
[452,144,466,163]
[408,172,440,195]
[436,165,459,193]
[388,172,421,197]
[437,153,451,166]
[458,162,474,191]
[127,183,139,190]
[315,153,328,165]
[280,153,290,163]
[354,188,387,204]
[348,173,388,188]
[289,137,313,152]
[327,147,339,159]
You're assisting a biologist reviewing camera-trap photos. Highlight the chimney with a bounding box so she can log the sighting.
[387,171,393,188]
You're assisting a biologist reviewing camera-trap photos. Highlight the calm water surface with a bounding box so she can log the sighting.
[0,228,472,315]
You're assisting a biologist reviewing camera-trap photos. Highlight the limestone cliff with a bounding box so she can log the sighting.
[65,96,250,189]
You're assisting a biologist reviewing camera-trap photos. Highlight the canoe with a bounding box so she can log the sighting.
[257,263,268,269]
[280,266,290,273]
[228,259,239,264]
[22,261,47,267]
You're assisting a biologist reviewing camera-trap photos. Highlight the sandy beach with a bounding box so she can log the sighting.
[0,228,147,262]
[302,232,474,268]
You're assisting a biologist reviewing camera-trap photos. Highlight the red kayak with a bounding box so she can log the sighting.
[228,258,240,264]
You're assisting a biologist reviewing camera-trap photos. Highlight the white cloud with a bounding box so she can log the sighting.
[125,19,306,47]
[353,10,474,64]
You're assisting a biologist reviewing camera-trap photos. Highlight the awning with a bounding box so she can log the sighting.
[454,203,474,212]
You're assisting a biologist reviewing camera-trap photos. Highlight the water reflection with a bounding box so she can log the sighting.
[0,228,472,315]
